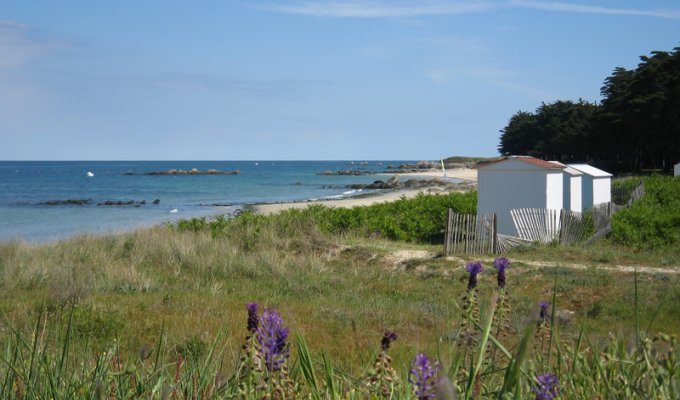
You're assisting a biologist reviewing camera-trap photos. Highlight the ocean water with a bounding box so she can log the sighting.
[0,160,423,242]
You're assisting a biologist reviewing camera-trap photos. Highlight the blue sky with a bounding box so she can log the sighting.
[1,1,679,160]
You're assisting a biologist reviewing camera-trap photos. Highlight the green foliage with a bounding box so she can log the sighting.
[1,270,679,399]
[301,191,476,242]
[442,155,494,164]
[176,191,477,243]
[498,100,599,160]
[498,45,680,173]
[612,176,680,248]
[611,177,643,205]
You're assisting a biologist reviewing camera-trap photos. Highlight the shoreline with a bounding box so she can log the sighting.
[1,166,477,242]
[254,167,477,215]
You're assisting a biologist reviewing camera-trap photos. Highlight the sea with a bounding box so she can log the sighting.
[0,160,430,242]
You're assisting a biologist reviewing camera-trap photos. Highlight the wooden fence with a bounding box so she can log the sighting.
[510,208,593,245]
[444,181,647,255]
[443,210,496,255]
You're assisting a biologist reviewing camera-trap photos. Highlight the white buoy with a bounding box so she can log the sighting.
[86,171,94,177]
[169,208,179,213]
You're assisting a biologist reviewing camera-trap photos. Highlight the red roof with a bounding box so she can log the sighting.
[478,156,565,170]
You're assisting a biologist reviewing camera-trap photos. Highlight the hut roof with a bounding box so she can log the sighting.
[568,164,612,178]
[478,156,565,170]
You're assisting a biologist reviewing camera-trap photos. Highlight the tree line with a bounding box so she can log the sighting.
[498,45,680,173]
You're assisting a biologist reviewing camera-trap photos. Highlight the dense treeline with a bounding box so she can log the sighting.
[499,46,680,172]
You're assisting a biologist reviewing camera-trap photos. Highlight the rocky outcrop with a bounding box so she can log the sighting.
[317,170,374,176]
[40,199,91,206]
[97,200,147,206]
[124,168,240,176]
[347,176,464,190]
[38,199,162,207]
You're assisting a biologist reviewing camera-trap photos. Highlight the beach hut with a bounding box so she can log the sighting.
[477,156,565,236]
[675,162,680,177]
[550,161,583,212]
[567,164,612,209]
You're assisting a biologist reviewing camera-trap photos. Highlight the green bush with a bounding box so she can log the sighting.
[612,176,680,248]
[301,191,476,242]
[177,191,476,244]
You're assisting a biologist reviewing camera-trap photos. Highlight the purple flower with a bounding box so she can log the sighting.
[493,257,510,289]
[246,303,259,333]
[381,331,398,351]
[539,302,550,320]
[256,308,290,371]
[465,261,483,290]
[533,373,559,400]
[408,353,440,400]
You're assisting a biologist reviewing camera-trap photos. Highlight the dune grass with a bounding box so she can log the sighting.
[0,197,679,398]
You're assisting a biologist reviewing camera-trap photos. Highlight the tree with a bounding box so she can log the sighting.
[498,100,598,161]
[498,44,680,172]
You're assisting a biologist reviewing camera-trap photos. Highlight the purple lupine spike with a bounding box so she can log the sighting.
[465,261,483,290]
[533,373,559,400]
[493,257,510,289]
[408,353,440,400]
[246,303,259,333]
[256,308,290,371]
[381,331,398,351]
[539,302,550,320]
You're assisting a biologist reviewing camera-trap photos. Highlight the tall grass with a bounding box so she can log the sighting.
[0,264,678,399]
[1,192,679,398]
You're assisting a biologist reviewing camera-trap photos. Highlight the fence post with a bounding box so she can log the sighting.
[443,208,452,255]
[492,213,498,254]
[558,209,565,244]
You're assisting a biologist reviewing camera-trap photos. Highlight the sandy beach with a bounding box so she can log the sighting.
[255,167,477,215]
[393,167,478,181]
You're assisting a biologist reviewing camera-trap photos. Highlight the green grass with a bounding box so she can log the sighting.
[0,192,679,398]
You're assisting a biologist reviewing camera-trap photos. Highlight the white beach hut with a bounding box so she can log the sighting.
[675,162,680,177]
[567,164,612,209]
[550,161,583,212]
[477,156,565,236]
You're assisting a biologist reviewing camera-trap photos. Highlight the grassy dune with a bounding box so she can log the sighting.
[0,192,679,398]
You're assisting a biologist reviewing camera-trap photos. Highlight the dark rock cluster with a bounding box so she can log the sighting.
[317,170,374,176]
[124,168,240,176]
[38,198,161,206]
[347,176,464,190]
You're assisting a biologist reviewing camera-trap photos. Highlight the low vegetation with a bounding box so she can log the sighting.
[178,192,476,243]
[612,176,680,248]
[0,189,678,398]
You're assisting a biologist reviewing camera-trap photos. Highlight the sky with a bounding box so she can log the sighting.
[1,1,679,160]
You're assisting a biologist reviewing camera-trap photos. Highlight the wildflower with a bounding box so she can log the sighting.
[465,261,483,290]
[381,331,398,351]
[366,331,400,397]
[256,308,290,372]
[533,373,559,400]
[539,302,550,320]
[408,353,440,400]
[246,302,259,333]
[493,257,510,289]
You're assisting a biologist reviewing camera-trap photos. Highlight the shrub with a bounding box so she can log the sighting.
[612,176,680,248]
[176,191,476,244]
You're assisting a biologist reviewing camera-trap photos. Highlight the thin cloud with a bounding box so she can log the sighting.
[261,1,496,18]
[511,0,680,20]
[260,0,680,20]
[0,20,65,69]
